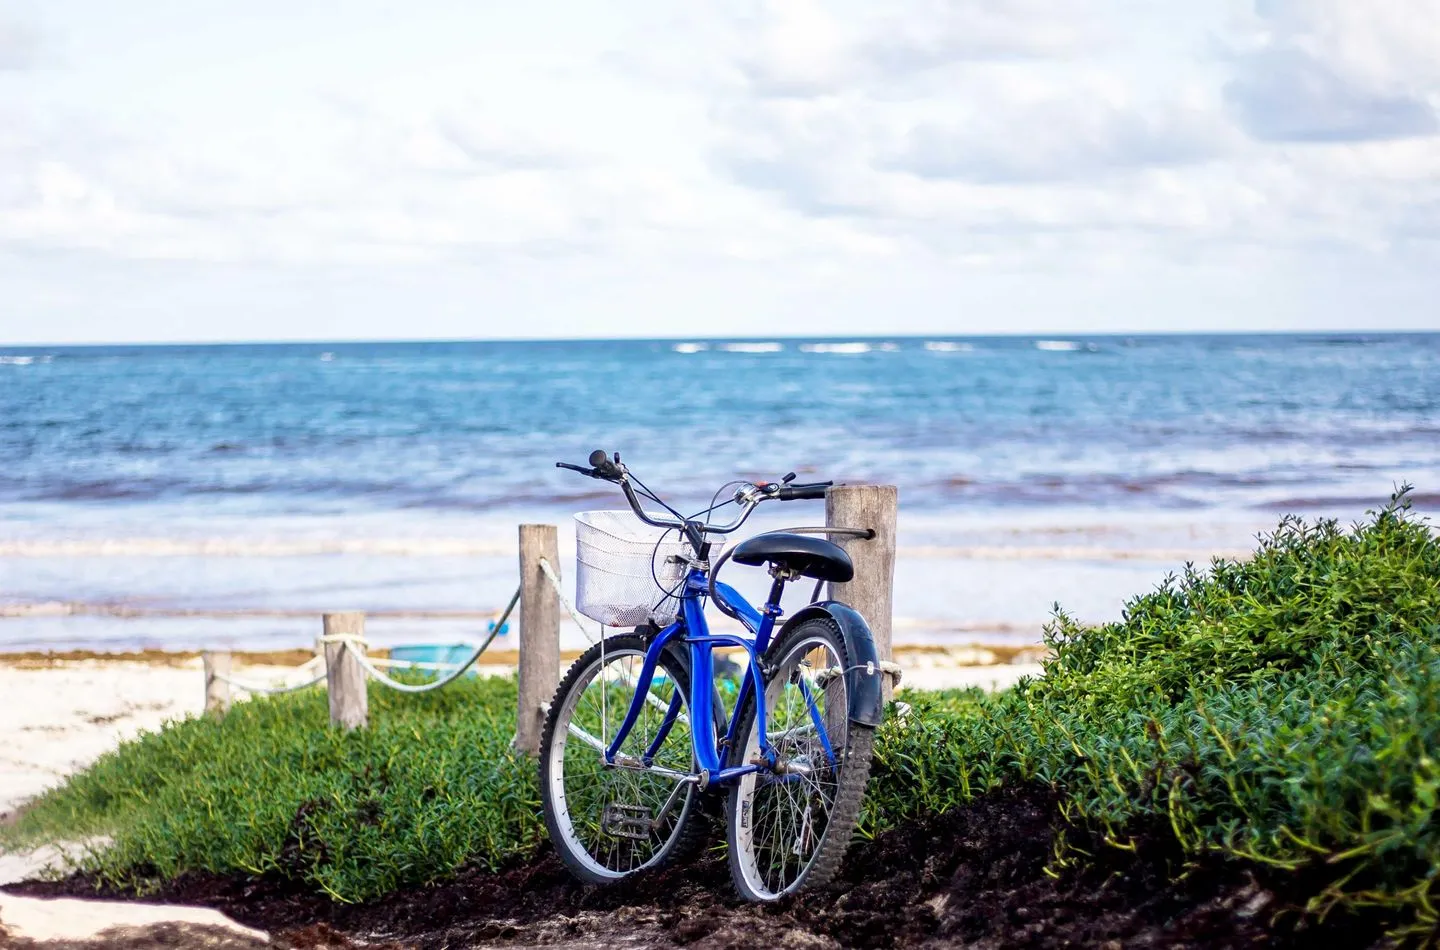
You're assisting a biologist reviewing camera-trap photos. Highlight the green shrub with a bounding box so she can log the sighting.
[6,676,542,902]
[870,489,1440,935]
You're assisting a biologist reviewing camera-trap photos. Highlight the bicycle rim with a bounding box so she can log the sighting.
[729,626,862,900]
[543,643,697,881]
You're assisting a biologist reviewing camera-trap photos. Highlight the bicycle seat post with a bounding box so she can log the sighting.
[763,565,797,618]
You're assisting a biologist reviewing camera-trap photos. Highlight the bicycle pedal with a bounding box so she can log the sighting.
[601,803,654,840]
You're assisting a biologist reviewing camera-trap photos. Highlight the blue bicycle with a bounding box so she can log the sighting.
[541,450,886,901]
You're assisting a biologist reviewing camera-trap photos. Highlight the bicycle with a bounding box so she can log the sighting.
[540,450,887,902]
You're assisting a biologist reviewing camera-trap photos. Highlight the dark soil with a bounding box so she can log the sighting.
[7,788,1394,949]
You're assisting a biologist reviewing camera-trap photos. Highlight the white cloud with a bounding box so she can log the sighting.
[0,16,36,70]
[1224,0,1440,142]
[0,1,1436,342]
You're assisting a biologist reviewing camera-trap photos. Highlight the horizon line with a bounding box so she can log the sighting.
[3,328,1437,349]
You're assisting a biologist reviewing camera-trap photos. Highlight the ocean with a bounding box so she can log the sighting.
[2,333,1437,652]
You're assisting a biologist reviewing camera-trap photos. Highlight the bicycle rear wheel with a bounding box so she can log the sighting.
[725,617,875,901]
[539,634,703,883]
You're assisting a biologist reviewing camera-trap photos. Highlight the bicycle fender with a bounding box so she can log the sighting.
[776,602,886,728]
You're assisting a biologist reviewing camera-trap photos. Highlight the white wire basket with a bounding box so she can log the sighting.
[574,510,694,628]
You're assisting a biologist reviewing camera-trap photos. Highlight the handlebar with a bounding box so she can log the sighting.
[778,481,831,501]
[555,450,831,543]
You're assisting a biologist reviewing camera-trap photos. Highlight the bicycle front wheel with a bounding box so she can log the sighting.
[726,617,876,901]
[539,634,703,884]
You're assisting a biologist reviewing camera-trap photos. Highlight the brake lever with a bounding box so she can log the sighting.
[556,461,601,478]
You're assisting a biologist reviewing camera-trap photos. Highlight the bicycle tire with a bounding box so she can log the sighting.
[539,634,708,884]
[725,616,876,901]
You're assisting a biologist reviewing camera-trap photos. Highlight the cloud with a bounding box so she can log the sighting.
[857,0,1097,74]
[1226,49,1437,143]
[0,17,38,70]
[889,97,1231,183]
[733,0,1098,98]
[1,0,1437,342]
[1224,0,1440,143]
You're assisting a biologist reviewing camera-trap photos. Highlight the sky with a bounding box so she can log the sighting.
[0,0,1438,344]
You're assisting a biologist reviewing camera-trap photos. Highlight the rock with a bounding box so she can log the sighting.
[0,892,269,948]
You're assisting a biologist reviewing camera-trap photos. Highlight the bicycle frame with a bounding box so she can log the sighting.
[600,565,813,785]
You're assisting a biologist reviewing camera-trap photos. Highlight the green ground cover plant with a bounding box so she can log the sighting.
[869,489,1440,936]
[6,490,1438,934]
[4,676,542,902]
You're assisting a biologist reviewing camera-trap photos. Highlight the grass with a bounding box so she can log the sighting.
[6,489,1440,933]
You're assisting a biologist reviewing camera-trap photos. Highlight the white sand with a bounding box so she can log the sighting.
[0,659,319,819]
[0,891,268,946]
[0,658,319,884]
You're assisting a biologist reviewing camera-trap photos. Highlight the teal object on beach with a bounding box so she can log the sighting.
[389,643,480,679]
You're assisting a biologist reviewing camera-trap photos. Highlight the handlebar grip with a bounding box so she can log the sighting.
[588,450,623,481]
[778,481,831,501]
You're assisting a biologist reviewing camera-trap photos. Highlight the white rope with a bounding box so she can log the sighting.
[537,557,602,646]
[206,585,520,698]
[347,645,488,694]
[212,669,327,695]
[325,584,521,694]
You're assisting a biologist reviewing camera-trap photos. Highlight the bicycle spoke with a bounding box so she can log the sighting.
[545,643,698,881]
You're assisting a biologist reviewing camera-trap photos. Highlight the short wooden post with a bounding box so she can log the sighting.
[516,524,561,755]
[826,485,899,699]
[202,651,232,718]
[323,611,368,730]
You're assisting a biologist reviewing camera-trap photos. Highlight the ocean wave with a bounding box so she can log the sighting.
[672,342,709,354]
[924,341,975,353]
[0,355,38,365]
[800,342,871,354]
[0,535,1251,563]
[0,537,516,558]
[900,545,1253,562]
[720,342,783,353]
[0,601,509,619]
[1034,340,1082,352]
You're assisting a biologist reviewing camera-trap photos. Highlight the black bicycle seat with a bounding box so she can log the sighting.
[730,532,854,582]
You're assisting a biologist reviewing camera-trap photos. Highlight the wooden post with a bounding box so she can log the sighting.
[516,524,561,755]
[323,612,368,730]
[826,485,898,699]
[202,651,232,718]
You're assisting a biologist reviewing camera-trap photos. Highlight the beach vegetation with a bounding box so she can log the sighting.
[6,489,1440,935]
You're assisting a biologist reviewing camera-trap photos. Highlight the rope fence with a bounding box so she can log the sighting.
[200,489,899,749]
[202,586,521,722]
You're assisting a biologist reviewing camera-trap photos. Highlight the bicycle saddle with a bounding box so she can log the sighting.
[730,532,854,582]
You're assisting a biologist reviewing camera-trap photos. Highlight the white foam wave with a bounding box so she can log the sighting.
[1034,340,1081,352]
[720,342,783,353]
[800,342,871,354]
[672,342,709,354]
[0,356,36,365]
[924,341,974,353]
[0,602,508,619]
[0,538,515,558]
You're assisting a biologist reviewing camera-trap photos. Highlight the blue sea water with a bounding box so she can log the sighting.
[1,333,1438,651]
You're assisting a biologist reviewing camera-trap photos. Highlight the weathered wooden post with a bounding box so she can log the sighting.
[202,651,232,718]
[515,524,561,755]
[323,611,368,730]
[826,485,899,699]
